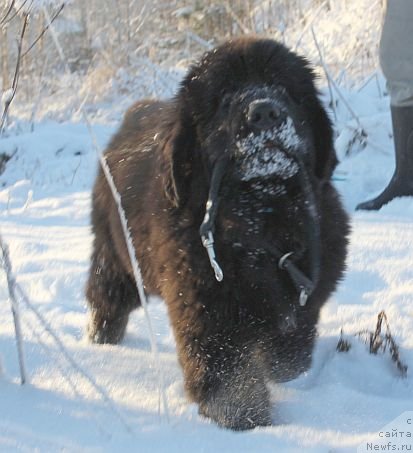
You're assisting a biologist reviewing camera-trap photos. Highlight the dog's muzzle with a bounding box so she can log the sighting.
[235,108,302,182]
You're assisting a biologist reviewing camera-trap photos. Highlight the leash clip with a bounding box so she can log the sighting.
[201,231,223,282]
[299,288,309,306]
[278,252,294,270]
[279,251,311,307]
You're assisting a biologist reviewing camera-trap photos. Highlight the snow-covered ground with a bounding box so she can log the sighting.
[1,73,413,452]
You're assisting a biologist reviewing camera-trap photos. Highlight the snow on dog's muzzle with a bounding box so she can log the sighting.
[235,115,302,181]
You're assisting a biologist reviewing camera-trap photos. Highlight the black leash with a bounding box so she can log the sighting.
[199,154,321,307]
[278,156,321,306]
[199,156,229,281]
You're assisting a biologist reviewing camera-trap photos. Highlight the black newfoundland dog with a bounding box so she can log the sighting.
[86,37,349,430]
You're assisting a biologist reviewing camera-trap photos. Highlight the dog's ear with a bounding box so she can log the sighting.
[311,101,338,181]
[162,111,196,207]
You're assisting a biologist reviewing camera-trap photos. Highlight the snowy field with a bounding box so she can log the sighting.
[1,72,413,451]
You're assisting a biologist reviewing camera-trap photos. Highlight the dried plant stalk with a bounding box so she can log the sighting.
[337,311,408,378]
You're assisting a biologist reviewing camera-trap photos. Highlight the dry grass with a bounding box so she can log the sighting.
[336,311,408,378]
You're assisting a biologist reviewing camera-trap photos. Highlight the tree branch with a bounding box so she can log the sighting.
[1,0,32,27]
[0,0,16,27]
[0,12,28,135]
[22,3,66,59]
[0,234,27,385]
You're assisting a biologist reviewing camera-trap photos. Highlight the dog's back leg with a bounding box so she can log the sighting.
[86,230,141,344]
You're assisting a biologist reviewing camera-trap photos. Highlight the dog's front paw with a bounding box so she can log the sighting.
[198,382,271,431]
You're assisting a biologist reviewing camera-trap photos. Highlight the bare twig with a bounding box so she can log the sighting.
[41,7,66,63]
[294,0,328,51]
[83,112,170,421]
[310,26,337,122]
[129,1,149,40]
[2,191,133,431]
[311,26,366,133]
[224,2,250,34]
[132,55,179,95]
[41,4,171,422]
[338,311,408,378]
[23,314,80,397]
[367,311,408,377]
[311,25,372,157]
[20,315,115,439]
[185,31,213,50]
[14,283,134,433]
[0,0,16,26]
[21,3,66,59]
[357,71,379,93]
[70,156,82,185]
[0,12,28,135]
[0,234,27,385]
[1,0,32,27]
[336,328,351,352]
[30,53,49,131]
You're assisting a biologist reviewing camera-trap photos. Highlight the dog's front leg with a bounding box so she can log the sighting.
[175,323,272,431]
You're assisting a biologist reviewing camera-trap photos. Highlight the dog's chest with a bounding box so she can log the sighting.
[218,181,305,245]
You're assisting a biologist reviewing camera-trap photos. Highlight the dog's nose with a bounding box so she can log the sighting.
[247,100,285,130]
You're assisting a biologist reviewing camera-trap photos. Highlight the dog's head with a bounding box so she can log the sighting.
[163,37,337,207]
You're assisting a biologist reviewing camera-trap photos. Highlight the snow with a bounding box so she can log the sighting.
[1,44,413,453]
[1,89,14,107]
[235,118,301,181]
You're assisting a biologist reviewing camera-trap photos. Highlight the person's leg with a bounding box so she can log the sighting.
[357,1,413,210]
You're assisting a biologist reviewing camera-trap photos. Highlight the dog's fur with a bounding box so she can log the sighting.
[86,37,350,430]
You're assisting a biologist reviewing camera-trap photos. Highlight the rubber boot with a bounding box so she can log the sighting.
[356,105,413,210]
